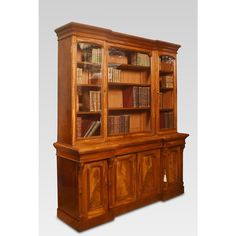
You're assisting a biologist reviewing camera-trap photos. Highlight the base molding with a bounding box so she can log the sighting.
[162,186,184,201]
[57,187,184,232]
[57,209,114,232]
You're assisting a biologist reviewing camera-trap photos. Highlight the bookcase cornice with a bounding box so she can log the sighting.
[55,22,181,53]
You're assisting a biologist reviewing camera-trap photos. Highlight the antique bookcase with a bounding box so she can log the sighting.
[54,22,189,232]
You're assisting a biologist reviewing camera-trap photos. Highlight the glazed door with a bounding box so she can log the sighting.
[110,154,137,207]
[137,149,161,199]
[81,160,108,219]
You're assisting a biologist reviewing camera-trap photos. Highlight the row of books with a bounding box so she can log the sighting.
[76,117,101,138]
[81,47,102,64]
[123,86,150,108]
[108,115,130,135]
[77,68,101,85]
[108,67,121,82]
[79,90,101,112]
[131,53,150,67]
[160,55,175,64]
[160,111,174,129]
[160,76,174,89]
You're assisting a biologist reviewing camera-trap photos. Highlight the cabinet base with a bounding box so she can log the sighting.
[57,209,114,232]
[57,187,184,232]
[162,186,184,201]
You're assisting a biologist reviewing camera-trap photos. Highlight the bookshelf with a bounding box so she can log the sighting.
[54,22,189,232]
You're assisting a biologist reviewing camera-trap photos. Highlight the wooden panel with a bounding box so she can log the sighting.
[81,160,108,219]
[138,150,161,198]
[108,89,123,108]
[165,146,182,185]
[111,154,137,207]
[57,157,78,218]
[57,37,74,144]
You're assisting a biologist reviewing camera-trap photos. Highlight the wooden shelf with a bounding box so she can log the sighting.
[77,61,101,71]
[160,71,173,76]
[78,84,101,88]
[108,63,150,71]
[109,107,151,111]
[108,82,150,87]
[77,111,101,115]
[160,108,173,112]
[160,87,173,92]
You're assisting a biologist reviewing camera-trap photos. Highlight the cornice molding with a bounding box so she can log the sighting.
[55,22,181,53]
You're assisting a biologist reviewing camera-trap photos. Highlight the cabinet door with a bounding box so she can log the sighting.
[138,150,161,199]
[110,154,137,207]
[164,146,182,186]
[81,160,108,219]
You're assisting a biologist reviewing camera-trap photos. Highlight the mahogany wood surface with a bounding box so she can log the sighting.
[54,22,189,231]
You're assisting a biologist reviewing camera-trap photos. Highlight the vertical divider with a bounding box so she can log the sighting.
[152,50,158,134]
[174,55,178,130]
[72,36,78,144]
[103,42,108,140]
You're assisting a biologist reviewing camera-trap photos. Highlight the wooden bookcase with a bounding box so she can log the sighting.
[54,22,189,231]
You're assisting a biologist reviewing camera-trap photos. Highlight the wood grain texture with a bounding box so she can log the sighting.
[111,154,137,207]
[54,22,189,231]
[81,161,108,219]
[138,150,161,199]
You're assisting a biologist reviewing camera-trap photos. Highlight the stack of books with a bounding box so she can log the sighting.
[123,86,150,108]
[131,53,150,67]
[109,48,128,64]
[108,115,130,135]
[80,44,102,64]
[79,90,101,112]
[160,55,174,64]
[77,68,101,85]
[91,48,102,64]
[77,117,101,138]
[160,76,174,89]
[108,67,121,82]
[160,111,174,129]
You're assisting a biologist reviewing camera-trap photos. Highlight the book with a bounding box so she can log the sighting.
[109,48,128,64]
[122,86,150,108]
[108,67,121,82]
[123,87,134,107]
[108,115,130,135]
[84,121,97,137]
[77,117,101,138]
[160,76,174,88]
[160,111,174,129]
[131,52,150,66]
[87,120,101,137]
[80,90,101,112]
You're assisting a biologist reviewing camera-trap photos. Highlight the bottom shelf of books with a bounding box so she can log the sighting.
[159,111,174,130]
[76,114,101,138]
[108,111,151,136]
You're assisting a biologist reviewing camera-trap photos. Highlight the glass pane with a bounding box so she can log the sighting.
[76,42,103,138]
[159,55,175,130]
[107,47,151,136]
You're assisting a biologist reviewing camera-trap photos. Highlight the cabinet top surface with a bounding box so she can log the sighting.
[54,133,189,155]
[55,22,181,52]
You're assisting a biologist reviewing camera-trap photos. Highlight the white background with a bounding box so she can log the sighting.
[0,0,235,236]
